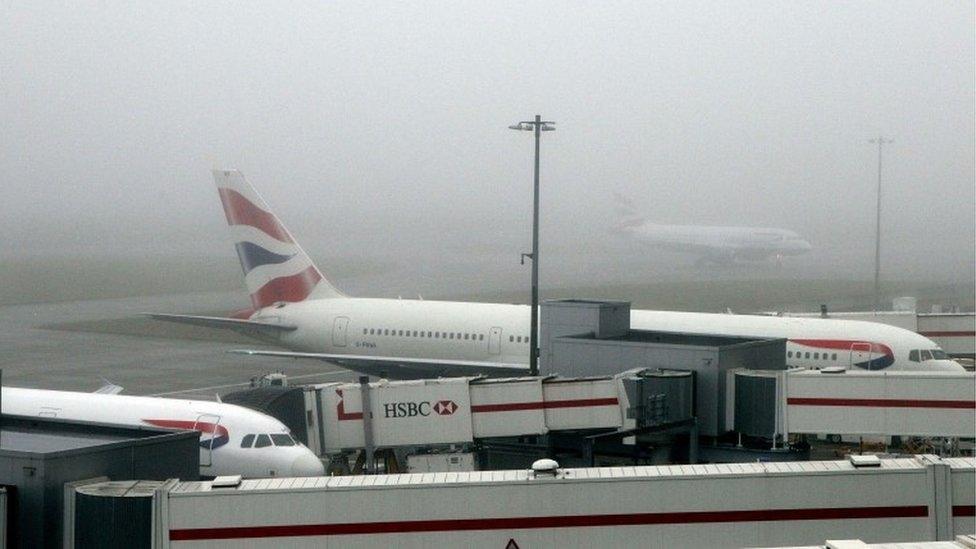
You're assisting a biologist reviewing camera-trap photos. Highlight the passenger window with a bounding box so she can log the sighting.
[813,353,819,359]
[509,335,514,342]
[413,331,418,337]
[464,334,469,340]
[787,351,793,358]
[369,328,374,335]
[398,330,403,336]
[254,434,272,448]
[479,334,484,341]
[832,353,837,360]
[920,350,932,361]
[449,333,454,339]
[909,350,919,362]
[517,336,522,343]
[435,332,440,338]
[270,434,295,447]
[804,352,810,359]
[240,434,255,448]
[362,328,367,335]
[384,329,389,336]
[428,331,433,338]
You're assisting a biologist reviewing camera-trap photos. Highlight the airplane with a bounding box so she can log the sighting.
[1,385,325,478]
[147,170,963,377]
[612,194,813,265]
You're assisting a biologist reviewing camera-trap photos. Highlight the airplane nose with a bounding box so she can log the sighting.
[292,452,325,477]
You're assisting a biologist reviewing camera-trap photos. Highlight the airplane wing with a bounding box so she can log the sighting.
[227,349,528,379]
[94,381,124,395]
[144,313,297,337]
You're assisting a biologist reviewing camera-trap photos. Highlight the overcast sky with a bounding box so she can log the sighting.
[2,2,973,290]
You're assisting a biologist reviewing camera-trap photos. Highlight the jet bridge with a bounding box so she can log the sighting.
[224,363,975,472]
[727,368,976,442]
[299,369,696,458]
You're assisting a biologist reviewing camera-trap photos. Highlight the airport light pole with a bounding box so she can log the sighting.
[869,136,892,312]
[509,115,555,377]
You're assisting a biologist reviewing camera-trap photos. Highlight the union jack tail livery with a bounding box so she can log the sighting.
[213,169,344,310]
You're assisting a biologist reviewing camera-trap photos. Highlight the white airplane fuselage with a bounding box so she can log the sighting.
[622,222,813,262]
[1,387,324,478]
[259,298,963,373]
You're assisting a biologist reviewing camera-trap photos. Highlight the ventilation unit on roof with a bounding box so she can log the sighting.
[531,459,559,478]
[211,475,242,488]
[848,454,882,468]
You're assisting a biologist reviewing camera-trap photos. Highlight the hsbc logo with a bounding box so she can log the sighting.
[433,400,458,415]
[383,400,459,418]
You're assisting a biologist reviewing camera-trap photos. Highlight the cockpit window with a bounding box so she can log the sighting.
[931,349,948,360]
[254,434,272,448]
[270,434,295,446]
[241,434,255,448]
[909,350,920,362]
[920,350,932,361]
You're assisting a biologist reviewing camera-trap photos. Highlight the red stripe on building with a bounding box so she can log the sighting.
[336,397,620,421]
[471,397,619,413]
[218,188,294,243]
[250,266,322,309]
[787,397,976,409]
[169,505,929,541]
[954,505,976,517]
[918,331,976,338]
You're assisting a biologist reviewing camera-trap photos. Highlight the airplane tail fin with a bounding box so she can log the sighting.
[612,191,645,231]
[213,169,345,310]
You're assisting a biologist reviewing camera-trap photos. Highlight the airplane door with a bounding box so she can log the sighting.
[489,327,502,355]
[333,316,349,347]
[850,342,872,370]
[194,414,221,467]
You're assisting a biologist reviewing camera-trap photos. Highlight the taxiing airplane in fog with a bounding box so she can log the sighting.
[2,386,324,478]
[613,194,812,265]
[148,170,962,377]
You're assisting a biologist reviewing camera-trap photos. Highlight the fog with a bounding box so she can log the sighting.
[2,2,973,304]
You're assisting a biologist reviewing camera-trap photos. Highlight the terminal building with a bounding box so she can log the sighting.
[67,455,976,548]
[0,414,199,548]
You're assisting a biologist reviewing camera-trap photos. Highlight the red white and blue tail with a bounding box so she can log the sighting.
[213,170,344,310]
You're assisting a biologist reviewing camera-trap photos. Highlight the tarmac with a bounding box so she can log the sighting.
[0,291,358,397]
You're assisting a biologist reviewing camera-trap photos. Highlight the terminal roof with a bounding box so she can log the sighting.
[171,457,974,495]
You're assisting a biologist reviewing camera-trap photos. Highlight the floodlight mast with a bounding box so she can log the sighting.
[869,136,892,312]
[509,115,555,377]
